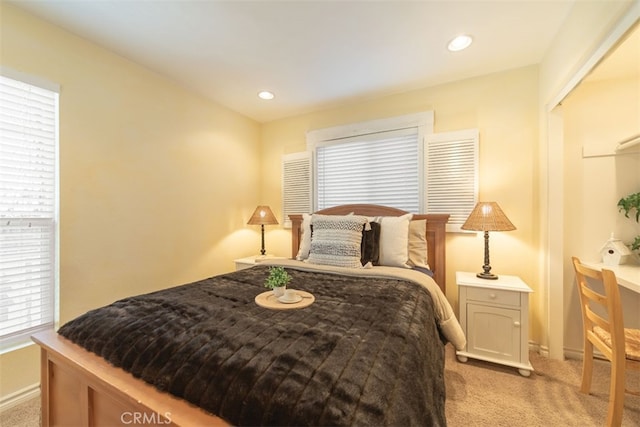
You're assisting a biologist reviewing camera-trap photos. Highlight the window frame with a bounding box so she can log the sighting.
[0,69,60,353]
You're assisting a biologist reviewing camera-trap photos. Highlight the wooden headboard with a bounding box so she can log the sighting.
[289,204,449,293]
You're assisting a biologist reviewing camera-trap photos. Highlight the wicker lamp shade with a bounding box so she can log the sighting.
[462,202,515,280]
[247,206,278,226]
[461,202,516,232]
[247,206,278,256]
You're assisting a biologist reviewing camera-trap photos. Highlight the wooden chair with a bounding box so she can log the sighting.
[571,257,640,426]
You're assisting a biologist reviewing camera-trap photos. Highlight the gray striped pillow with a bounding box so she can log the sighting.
[307,214,368,268]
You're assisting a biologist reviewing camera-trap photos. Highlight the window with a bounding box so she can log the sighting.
[307,112,433,213]
[315,127,421,212]
[283,112,478,231]
[0,73,59,350]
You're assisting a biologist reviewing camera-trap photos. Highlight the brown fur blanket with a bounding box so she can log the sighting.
[59,264,446,426]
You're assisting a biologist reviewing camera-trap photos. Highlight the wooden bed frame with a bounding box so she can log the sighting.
[33,204,449,426]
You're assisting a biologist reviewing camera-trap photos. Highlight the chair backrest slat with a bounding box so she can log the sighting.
[571,257,626,357]
[580,284,606,306]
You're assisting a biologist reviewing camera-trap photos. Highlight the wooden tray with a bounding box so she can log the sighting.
[255,290,315,310]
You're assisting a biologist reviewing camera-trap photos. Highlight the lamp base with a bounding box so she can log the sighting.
[476,272,499,280]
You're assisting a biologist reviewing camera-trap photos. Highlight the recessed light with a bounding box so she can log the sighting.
[258,91,275,100]
[447,35,473,52]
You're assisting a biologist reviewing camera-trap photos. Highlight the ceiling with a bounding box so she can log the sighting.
[10,0,585,123]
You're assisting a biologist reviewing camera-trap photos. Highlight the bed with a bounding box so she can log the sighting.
[32,204,464,426]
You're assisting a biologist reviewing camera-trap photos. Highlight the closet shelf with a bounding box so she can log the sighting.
[582,133,640,158]
[616,133,640,151]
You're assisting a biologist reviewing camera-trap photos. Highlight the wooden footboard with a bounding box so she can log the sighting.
[33,330,230,427]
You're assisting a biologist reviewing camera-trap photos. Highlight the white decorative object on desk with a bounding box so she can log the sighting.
[600,233,632,266]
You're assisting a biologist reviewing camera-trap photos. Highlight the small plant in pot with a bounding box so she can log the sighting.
[264,266,292,297]
[617,191,640,252]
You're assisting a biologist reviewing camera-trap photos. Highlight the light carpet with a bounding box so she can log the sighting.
[445,345,639,426]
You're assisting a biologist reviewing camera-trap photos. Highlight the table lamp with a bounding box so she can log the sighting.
[461,202,516,279]
[247,205,278,256]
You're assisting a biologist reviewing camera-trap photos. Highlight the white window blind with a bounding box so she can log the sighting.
[282,151,311,228]
[0,74,58,349]
[315,128,420,212]
[425,129,478,231]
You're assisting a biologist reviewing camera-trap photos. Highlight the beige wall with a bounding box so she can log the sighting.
[562,75,640,353]
[260,65,541,338]
[0,4,261,401]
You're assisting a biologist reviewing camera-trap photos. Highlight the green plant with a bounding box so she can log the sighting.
[617,192,640,251]
[264,266,292,289]
[618,192,640,222]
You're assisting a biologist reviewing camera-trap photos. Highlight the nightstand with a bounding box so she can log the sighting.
[234,255,287,271]
[455,271,534,377]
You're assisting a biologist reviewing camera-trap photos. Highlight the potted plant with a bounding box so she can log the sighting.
[617,191,640,252]
[264,266,292,297]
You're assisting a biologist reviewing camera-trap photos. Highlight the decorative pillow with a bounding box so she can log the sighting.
[407,219,429,269]
[307,214,368,268]
[377,213,413,268]
[295,213,312,260]
[361,221,381,266]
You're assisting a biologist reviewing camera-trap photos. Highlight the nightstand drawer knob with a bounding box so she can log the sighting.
[514,321,521,327]
[489,293,497,299]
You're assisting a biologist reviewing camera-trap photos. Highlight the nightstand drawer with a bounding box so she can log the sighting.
[466,287,520,307]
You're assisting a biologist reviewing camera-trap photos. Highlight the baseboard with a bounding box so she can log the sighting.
[563,347,584,361]
[528,341,548,357]
[529,342,594,361]
[0,383,40,413]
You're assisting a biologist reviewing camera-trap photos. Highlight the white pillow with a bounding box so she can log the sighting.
[307,214,368,268]
[296,213,312,260]
[377,213,413,268]
[407,219,429,269]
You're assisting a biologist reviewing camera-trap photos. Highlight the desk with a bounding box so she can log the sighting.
[583,262,640,294]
